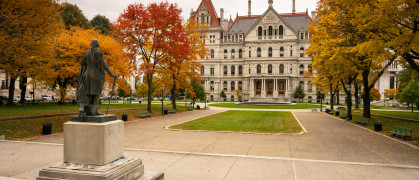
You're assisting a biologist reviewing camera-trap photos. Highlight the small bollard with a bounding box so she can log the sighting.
[122,113,128,122]
[42,123,52,135]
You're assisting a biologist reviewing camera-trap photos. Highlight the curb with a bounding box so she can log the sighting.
[324,113,419,151]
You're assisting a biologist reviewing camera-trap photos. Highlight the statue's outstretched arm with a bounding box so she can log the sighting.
[100,52,117,78]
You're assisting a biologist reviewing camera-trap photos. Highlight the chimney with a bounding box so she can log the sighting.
[269,0,273,7]
[248,0,251,16]
[311,11,316,20]
[292,0,296,14]
[190,8,194,17]
[220,8,224,22]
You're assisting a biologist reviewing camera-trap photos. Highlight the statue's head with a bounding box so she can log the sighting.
[90,39,100,48]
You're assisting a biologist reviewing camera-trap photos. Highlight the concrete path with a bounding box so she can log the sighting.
[1,106,418,179]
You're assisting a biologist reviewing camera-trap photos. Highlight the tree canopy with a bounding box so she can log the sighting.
[60,2,91,29]
[90,14,111,34]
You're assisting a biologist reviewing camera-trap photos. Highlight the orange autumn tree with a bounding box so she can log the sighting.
[113,2,189,112]
[34,27,131,103]
[0,0,62,105]
[158,19,209,109]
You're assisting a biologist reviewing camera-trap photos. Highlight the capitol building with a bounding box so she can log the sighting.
[193,0,316,102]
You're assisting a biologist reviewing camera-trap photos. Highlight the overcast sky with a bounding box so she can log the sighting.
[64,0,318,23]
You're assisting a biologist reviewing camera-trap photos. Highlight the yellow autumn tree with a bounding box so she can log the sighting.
[0,0,63,105]
[34,27,132,103]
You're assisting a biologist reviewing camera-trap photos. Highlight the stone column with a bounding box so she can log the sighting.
[273,79,278,98]
[262,79,266,98]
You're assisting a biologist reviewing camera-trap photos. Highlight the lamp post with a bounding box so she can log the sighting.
[382,92,386,107]
[161,85,164,116]
[185,88,187,107]
[347,84,352,121]
[320,90,323,112]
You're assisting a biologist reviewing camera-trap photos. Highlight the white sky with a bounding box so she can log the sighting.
[64,0,318,23]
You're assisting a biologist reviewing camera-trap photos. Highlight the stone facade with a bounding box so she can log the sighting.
[192,0,315,102]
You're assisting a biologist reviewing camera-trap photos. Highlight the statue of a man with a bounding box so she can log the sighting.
[77,39,117,117]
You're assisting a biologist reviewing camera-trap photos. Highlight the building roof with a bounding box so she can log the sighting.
[228,16,260,33]
[228,12,312,34]
[192,0,220,27]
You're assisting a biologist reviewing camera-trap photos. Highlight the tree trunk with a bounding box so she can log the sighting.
[7,77,16,106]
[362,71,371,118]
[171,80,177,110]
[19,76,28,104]
[354,81,359,109]
[336,90,340,105]
[346,89,352,117]
[146,74,153,112]
[330,84,334,110]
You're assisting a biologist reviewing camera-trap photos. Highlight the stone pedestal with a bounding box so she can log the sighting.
[64,120,124,165]
[37,117,164,180]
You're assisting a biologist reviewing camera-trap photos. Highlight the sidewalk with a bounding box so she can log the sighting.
[1,141,418,180]
[1,107,418,179]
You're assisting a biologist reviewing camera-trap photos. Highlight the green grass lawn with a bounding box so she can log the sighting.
[340,112,419,147]
[0,103,164,118]
[370,110,419,121]
[209,102,321,109]
[0,106,188,140]
[171,110,302,134]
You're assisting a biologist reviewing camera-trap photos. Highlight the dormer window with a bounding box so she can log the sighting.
[300,32,304,40]
[201,13,205,25]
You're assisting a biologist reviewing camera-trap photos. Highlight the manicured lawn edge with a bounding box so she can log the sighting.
[0,106,188,140]
[167,110,305,135]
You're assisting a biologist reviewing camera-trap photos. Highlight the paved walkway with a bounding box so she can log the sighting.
[1,105,418,179]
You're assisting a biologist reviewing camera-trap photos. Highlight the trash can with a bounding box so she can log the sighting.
[335,111,340,116]
[122,113,128,122]
[139,101,141,104]
[197,105,200,110]
[374,121,382,131]
[164,109,168,115]
[42,123,52,135]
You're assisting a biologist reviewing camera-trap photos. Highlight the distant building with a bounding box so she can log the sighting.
[192,0,316,102]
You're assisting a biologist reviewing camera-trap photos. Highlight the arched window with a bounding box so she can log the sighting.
[257,64,261,74]
[231,95,235,101]
[299,81,304,90]
[224,49,228,59]
[279,64,284,74]
[268,64,272,74]
[280,47,284,57]
[231,65,235,75]
[308,81,313,92]
[223,65,228,76]
[238,81,243,90]
[223,81,227,91]
[308,96,312,102]
[308,64,312,73]
[257,47,261,57]
[231,49,235,58]
[238,65,243,76]
[210,65,214,76]
[268,47,272,57]
[268,26,273,36]
[299,64,304,75]
[201,65,205,75]
[231,81,235,91]
[279,25,284,38]
[211,49,214,58]
[239,49,243,58]
[300,47,304,57]
[258,26,262,37]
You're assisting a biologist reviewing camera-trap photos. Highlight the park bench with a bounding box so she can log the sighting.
[138,111,151,119]
[389,126,412,140]
[336,107,346,111]
[187,105,193,111]
[340,112,348,119]
[357,117,370,125]
[168,109,177,114]
[328,110,334,114]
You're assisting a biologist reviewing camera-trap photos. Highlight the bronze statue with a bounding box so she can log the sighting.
[77,39,117,117]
